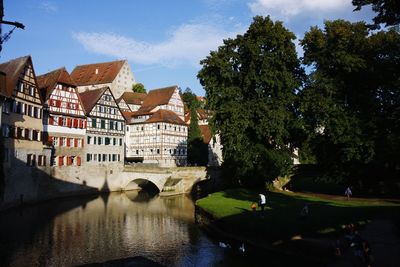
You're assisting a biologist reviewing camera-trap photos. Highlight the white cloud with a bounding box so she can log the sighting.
[39,1,58,13]
[249,0,351,20]
[73,23,242,68]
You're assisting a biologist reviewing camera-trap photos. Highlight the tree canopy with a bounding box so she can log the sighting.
[300,20,400,183]
[132,83,146,93]
[352,0,400,27]
[198,16,304,187]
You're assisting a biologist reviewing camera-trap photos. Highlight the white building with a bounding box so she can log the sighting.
[71,60,136,99]
[79,87,125,165]
[125,86,187,166]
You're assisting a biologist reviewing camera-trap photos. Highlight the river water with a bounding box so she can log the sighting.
[0,191,275,267]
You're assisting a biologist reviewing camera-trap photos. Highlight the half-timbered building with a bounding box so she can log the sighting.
[79,87,125,165]
[125,86,187,166]
[0,55,51,178]
[119,91,147,111]
[71,60,135,99]
[37,67,86,167]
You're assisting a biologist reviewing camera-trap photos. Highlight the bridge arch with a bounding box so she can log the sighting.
[123,175,169,192]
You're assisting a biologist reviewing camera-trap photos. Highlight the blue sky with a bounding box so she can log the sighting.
[1,0,373,96]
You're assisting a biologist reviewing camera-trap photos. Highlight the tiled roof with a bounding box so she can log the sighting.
[121,111,135,122]
[79,87,108,115]
[0,55,31,97]
[197,109,210,120]
[37,67,76,101]
[136,86,177,113]
[145,109,186,126]
[120,91,147,105]
[70,60,125,86]
[199,125,212,144]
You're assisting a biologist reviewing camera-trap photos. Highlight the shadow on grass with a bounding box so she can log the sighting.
[219,190,400,241]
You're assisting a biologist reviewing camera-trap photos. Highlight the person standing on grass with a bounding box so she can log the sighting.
[259,193,266,211]
[345,186,352,200]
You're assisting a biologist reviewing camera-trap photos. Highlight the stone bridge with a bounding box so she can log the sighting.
[120,166,209,194]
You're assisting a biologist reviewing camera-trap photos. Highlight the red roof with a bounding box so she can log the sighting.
[136,86,177,114]
[79,87,108,115]
[0,55,34,97]
[142,109,186,126]
[120,91,147,105]
[71,60,125,86]
[37,67,76,102]
[199,125,212,144]
[121,111,135,122]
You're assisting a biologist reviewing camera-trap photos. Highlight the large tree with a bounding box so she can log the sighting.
[352,0,400,27]
[198,16,303,187]
[300,20,400,183]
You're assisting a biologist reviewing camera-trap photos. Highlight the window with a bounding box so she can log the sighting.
[109,121,114,130]
[101,120,105,129]
[98,137,102,145]
[98,154,101,162]
[118,154,120,161]
[126,126,129,132]
[61,137,66,147]
[29,86,35,96]
[2,124,9,137]
[92,118,97,128]
[38,155,46,166]
[87,154,92,162]
[2,100,10,113]
[112,154,117,161]
[113,138,116,146]
[105,137,110,145]
[94,154,97,161]
[102,154,106,161]
[4,148,9,163]
[87,136,91,145]
[94,136,97,145]
[119,138,122,146]
[53,137,59,146]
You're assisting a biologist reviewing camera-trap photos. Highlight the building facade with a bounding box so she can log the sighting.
[125,86,187,166]
[79,87,125,165]
[71,60,136,99]
[119,91,147,112]
[37,67,86,167]
[0,56,50,170]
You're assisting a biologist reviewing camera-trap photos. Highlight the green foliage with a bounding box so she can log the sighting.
[300,20,400,183]
[352,0,400,27]
[181,87,202,109]
[132,83,146,93]
[187,106,208,166]
[198,16,304,186]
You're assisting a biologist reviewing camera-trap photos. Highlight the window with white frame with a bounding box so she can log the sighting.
[61,137,66,146]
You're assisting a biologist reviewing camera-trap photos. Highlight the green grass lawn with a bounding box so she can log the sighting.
[196,188,400,242]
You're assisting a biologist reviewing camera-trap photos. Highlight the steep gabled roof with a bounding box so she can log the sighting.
[79,87,108,115]
[145,109,186,126]
[37,67,76,101]
[0,55,32,97]
[70,60,125,86]
[136,86,177,113]
[120,91,147,105]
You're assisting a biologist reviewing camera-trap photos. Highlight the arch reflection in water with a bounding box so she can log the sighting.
[0,193,237,267]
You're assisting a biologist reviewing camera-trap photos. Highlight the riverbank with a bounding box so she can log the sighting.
[195,188,400,265]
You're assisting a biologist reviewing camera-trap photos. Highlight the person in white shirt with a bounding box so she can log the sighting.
[259,193,266,211]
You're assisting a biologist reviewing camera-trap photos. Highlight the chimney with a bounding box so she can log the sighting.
[95,68,99,74]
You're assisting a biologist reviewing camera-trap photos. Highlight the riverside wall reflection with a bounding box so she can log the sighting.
[0,192,231,267]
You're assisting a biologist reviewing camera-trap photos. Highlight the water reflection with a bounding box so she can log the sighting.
[0,192,239,267]
[1,191,299,267]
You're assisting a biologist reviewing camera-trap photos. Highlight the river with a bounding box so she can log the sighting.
[0,191,277,267]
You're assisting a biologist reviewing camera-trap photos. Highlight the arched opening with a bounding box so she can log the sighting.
[124,179,160,202]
